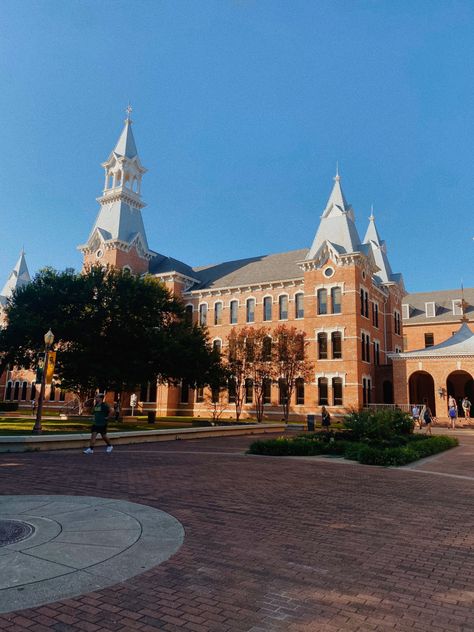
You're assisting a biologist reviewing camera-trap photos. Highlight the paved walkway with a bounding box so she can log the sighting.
[1,433,474,631]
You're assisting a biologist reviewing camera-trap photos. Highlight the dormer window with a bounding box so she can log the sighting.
[452,299,463,316]
[402,304,410,320]
[425,302,436,318]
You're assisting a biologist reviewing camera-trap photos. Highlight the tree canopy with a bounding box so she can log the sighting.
[0,266,220,396]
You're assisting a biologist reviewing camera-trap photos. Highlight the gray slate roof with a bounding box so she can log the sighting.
[393,322,474,357]
[113,119,138,159]
[403,288,474,324]
[150,248,308,290]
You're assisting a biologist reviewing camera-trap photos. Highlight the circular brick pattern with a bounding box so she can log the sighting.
[0,519,34,547]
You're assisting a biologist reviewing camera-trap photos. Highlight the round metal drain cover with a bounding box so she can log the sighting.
[0,520,35,546]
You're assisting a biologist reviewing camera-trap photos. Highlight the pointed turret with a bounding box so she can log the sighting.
[78,106,154,274]
[306,170,362,260]
[0,250,31,306]
[362,208,399,285]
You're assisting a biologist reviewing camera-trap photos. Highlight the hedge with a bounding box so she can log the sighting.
[247,435,458,466]
[0,402,19,412]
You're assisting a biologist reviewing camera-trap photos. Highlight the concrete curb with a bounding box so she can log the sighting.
[0,423,286,452]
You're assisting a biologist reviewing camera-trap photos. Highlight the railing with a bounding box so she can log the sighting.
[363,403,413,413]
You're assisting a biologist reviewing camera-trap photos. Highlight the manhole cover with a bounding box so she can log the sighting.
[0,520,35,546]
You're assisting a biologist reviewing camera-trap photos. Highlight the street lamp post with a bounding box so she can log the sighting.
[32,329,55,435]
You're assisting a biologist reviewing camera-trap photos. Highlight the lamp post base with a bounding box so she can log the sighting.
[32,427,42,435]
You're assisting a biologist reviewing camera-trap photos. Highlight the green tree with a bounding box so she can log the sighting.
[0,266,218,403]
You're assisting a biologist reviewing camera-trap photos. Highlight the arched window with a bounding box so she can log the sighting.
[318,333,328,359]
[49,382,56,401]
[331,287,341,314]
[59,388,66,402]
[230,300,238,324]
[122,265,132,274]
[263,296,272,321]
[245,379,253,404]
[30,382,37,401]
[199,303,208,326]
[317,289,327,315]
[185,305,193,325]
[214,302,223,325]
[295,293,304,319]
[332,378,343,405]
[318,378,328,405]
[295,378,305,405]
[6,381,12,400]
[246,338,254,362]
[213,339,222,354]
[279,295,288,320]
[246,298,255,323]
[21,381,28,401]
[13,381,20,401]
[331,331,342,359]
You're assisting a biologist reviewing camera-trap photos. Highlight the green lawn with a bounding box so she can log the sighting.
[0,418,196,436]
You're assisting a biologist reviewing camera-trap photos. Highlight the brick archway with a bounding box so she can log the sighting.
[446,370,474,417]
[409,371,436,416]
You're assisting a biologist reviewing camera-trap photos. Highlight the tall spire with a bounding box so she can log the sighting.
[363,206,382,245]
[78,108,153,274]
[306,170,361,259]
[0,250,31,305]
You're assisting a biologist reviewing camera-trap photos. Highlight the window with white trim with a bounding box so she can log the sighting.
[199,304,208,326]
[263,296,272,321]
[279,295,288,320]
[214,301,223,325]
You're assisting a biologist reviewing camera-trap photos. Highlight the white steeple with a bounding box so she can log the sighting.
[0,250,31,306]
[362,208,396,285]
[78,106,154,262]
[306,169,362,260]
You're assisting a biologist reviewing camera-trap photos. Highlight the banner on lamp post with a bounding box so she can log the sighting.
[45,351,56,384]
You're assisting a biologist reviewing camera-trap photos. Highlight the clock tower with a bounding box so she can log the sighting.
[78,107,154,274]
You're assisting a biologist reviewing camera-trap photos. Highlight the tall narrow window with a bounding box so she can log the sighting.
[295,378,305,405]
[263,296,272,321]
[394,311,401,335]
[331,331,342,359]
[366,334,370,362]
[246,338,254,362]
[360,289,369,317]
[214,302,223,325]
[318,378,328,405]
[180,381,189,404]
[317,289,327,315]
[331,287,341,314]
[59,388,66,402]
[263,336,272,361]
[295,293,304,319]
[230,300,238,324]
[372,302,379,328]
[13,382,19,401]
[278,379,288,405]
[246,298,255,323]
[213,339,222,354]
[245,379,253,404]
[21,381,28,401]
[263,378,271,404]
[185,305,193,325]
[6,381,12,400]
[228,378,236,404]
[332,378,343,405]
[279,295,288,320]
[199,304,208,326]
[318,333,328,359]
[374,341,380,366]
[30,382,36,401]
[196,387,204,403]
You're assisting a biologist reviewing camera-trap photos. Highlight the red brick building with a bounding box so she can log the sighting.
[75,115,406,419]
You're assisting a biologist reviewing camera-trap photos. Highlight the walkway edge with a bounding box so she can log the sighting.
[0,423,286,452]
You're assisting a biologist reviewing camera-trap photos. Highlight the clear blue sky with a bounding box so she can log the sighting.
[1,0,473,293]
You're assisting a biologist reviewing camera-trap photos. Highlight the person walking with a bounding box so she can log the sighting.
[448,404,457,430]
[423,405,433,435]
[462,396,471,419]
[412,404,421,429]
[321,406,331,432]
[83,394,113,454]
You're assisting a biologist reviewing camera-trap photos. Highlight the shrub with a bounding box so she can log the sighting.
[0,402,19,412]
[343,408,414,442]
[357,436,458,466]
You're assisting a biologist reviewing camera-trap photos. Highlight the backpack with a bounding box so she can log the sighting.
[423,409,431,422]
[449,407,456,418]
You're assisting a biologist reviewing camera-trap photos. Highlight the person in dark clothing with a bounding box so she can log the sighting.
[321,406,331,431]
[83,394,113,454]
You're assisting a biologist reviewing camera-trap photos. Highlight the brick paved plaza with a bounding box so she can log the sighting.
[1,433,474,632]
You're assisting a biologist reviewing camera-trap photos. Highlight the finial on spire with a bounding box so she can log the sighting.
[334,161,340,182]
[369,204,375,221]
[125,103,133,122]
